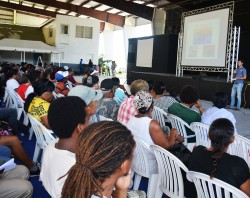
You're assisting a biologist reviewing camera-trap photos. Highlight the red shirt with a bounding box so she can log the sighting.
[67,75,76,84]
[17,84,29,101]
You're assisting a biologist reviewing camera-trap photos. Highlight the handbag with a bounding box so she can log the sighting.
[169,143,191,166]
[0,121,14,136]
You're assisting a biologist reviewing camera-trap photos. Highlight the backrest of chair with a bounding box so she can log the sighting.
[152,106,168,128]
[151,145,188,198]
[167,114,191,145]
[190,122,210,148]
[227,134,250,167]
[132,136,151,178]
[28,114,55,149]
[5,88,19,109]
[187,171,248,198]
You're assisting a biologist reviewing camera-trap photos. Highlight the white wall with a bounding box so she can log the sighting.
[55,15,100,65]
[100,20,153,70]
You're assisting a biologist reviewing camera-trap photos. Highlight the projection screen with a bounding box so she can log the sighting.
[181,8,230,67]
[136,38,153,68]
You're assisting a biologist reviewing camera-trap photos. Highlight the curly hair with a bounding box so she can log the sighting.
[61,121,135,198]
[130,79,149,96]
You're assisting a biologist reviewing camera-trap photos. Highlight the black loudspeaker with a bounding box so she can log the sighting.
[243,82,250,108]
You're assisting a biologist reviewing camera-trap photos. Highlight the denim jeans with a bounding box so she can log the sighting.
[0,146,11,163]
[230,83,244,109]
[0,108,18,133]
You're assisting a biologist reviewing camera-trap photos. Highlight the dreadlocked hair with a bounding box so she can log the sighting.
[61,121,135,198]
[208,118,234,179]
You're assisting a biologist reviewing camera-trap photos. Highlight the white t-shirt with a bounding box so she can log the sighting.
[40,139,76,198]
[25,85,34,99]
[6,79,19,90]
[127,116,158,174]
[201,107,237,133]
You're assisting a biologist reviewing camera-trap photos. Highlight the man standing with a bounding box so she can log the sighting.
[229,59,247,110]
[79,59,83,75]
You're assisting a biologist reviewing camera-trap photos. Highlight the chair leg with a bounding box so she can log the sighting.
[33,143,41,162]
[29,128,34,140]
[147,174,159,198]
[133,174,142,190]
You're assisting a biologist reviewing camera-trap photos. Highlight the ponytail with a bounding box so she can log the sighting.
[24,93,37,112]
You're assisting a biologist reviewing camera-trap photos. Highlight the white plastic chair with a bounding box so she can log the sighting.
[167,113,195,150]
[52,91,64,99]
[151,145,188,198]
[227,134,250,168]
[132,136,158,198]
[190,122,210,148]
[152,106,168,128]
[186,171,249,198]
[27,114,55,163]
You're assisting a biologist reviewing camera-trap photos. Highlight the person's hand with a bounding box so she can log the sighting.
[194,101,202,109]
[115,170,132,190]
[175,135,184,143]
[170,128,179,138]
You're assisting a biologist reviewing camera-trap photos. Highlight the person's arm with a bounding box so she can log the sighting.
[149,120,179,149]
[194,101,205,115]
[41,115,50,129]
[240,179,250,197]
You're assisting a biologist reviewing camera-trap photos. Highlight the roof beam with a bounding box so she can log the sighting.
[93,0,154,20]
[0,1,56,18]
[24,0,125,26]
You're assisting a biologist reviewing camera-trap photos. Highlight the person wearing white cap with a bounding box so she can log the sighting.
[68,85,103,125]
[55,71,69,96]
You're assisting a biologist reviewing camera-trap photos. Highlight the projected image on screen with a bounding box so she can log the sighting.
[181,8,229,67]
[136,38,153,68]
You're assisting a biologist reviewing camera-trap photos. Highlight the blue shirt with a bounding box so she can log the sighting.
[235,66,246,84]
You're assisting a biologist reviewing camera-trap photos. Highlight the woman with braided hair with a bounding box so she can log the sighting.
[188,118,250,197]
[61,121,135,198]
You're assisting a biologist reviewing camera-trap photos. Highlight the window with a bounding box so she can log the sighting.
[75,25,93,39]
[49,27,53,38]
[61,24,69,35]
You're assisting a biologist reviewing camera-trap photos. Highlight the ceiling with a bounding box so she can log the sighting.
[0,0,250,29]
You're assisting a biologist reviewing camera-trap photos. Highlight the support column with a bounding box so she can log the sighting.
[152,8,166,35]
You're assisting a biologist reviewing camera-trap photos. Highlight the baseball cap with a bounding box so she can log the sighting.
[63,66,69,71]
[68,85,103,105]
[86,75,99,87]
[90,70,99,76]
[100,79,116,91]
[55,71,69,81]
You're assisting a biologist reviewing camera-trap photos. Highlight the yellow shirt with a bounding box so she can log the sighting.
[28,97,50,122]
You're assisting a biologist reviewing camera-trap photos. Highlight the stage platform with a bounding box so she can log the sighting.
[127,71,233,101]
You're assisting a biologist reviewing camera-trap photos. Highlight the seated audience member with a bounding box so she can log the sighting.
[151,81,178,113]
[168,85,204,143]
[17,74,30,101]
[68,85,103,125]
[96,79,119,121]
[5,69,19,91]
[0,146,33,198]
[169,87,181,102]
[112,77,129,96]
[0,108,18,134]
[188,118,250,197]
[127,91,180,174]
[82,70,89,85]
[42,69,56,83]
[0,136,40,175]
[85,75,100,90]
[24,78,55,128]
[55,71,70,96]
[146,80,154,96]
[117,79,149,125]
[40,96,88,198]
[67,68,79,86]
[25,70,42,99]
[61,121,135,198]
[201,92,237,133]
